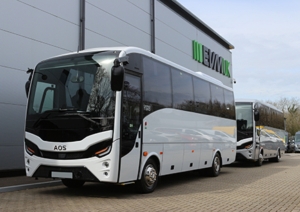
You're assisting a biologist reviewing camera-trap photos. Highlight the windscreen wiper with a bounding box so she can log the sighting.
[58,107,78,112]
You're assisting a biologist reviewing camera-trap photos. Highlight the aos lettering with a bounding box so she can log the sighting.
[54,145,66,151]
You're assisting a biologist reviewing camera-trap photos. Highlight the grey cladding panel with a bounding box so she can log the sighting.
[0,68,28,106]
[86,0,151,50]
[87,0,150,33]
[0,31,71,72]
[0,104,26,146]
[0,1,79,53]
[0,146,24,170]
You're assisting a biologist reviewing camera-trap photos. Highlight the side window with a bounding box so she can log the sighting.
[122,74,141,157]
[171,68,193,111]
[32,82,55,113]
[193,77,211,114]
[224,90,235,119]
[257,105,267,126]
[143,57,172,114]
[210,84,225,117]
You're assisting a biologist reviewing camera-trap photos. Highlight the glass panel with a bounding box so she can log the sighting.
[26,52,118,141]
[210,84,225,117]
[171,68,193,111]
[122,74,141,157]
[236,103,253,141]
[143,57,172,112]
[224,90,235,119]
[32,82,55,113]
[193,77,211,114]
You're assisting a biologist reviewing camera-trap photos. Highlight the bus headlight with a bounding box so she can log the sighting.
[25,139,41,156]
[245,144,253,149]
[94,146,111,157]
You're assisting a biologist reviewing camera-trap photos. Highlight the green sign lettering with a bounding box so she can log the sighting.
[192,40,231,78]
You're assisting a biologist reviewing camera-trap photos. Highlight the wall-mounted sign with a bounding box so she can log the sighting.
[193,40,231,78]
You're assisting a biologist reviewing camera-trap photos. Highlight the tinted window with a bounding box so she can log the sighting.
[193,77,211,114]
[122,74,141,157]
[171,68,193,111]
[32,82,55,113]
[143,57,172,110]
[224,89,235,119]
[210,84,225,117]
[256,104,270,127]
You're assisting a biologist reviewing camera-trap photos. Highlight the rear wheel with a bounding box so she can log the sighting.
[136,159,158,193]
[61,179,85,188]
[270,149,281,162]
[255,152,263,166]
[208,153,221,177]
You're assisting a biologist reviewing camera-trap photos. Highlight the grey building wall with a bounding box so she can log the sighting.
[155,0,233,87]
[0,0,233,171]
[0,0,80,171]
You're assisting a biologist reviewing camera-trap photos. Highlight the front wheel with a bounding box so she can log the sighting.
[61,179,85,188]
[136,159,158,193]
[208,153,221,177]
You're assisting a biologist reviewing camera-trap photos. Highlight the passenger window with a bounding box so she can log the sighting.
[143,57,172,112]
[193,77,211,114]
[171,68,193,111]
[210,84,225,117]
[224,90,235,119]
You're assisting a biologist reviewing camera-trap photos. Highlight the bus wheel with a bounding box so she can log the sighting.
[136,159,158,193]
[255,152,263,166]
[61,179,85,188]
[208,153,221,177]
[271,150,281,162]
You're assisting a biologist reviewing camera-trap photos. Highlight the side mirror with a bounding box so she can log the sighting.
[254,109,260,121]
[25,80,30,97]
[111,57,128,91]
[25,68,33,98]
[111,64,124,91]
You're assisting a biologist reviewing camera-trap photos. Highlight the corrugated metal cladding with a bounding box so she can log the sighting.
[0,0,233,171]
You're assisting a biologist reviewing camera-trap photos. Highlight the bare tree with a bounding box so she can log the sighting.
[266,97,300,136]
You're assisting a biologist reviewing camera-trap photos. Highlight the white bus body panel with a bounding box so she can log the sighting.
[140,108,236,177]
[118,127,141,183]
[24,131,120,183]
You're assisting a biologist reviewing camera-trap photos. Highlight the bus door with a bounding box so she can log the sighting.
[119,73,142,182]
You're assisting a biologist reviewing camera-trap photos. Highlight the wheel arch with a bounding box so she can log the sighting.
[214,150,223,167]
[138,153,161,180]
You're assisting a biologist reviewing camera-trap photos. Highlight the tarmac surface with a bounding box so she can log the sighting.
[1,153,300,212]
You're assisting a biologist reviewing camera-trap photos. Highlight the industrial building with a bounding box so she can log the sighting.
[0,0,234,171]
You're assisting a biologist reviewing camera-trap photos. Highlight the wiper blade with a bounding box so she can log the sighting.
[76,113,100,126]
[62,113,112,127]
[58,107,78,112]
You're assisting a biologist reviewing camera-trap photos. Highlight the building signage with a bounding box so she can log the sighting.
[192,40,231,78]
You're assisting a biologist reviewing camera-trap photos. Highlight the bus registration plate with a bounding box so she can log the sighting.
[51,171,73,179]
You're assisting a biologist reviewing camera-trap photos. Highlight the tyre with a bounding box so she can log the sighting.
[255,152,263,166]
[208,153,221,177]
[270,150,281,162]
[136,158,158,193]
[61,179,85,188]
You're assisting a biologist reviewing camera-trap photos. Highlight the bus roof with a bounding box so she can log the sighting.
[38,46,232,91]
[235,99,282,113]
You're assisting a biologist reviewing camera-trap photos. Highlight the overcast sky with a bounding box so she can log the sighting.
[177,0,300,102]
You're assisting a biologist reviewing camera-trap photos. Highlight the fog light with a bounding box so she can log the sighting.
[103,162,109,168]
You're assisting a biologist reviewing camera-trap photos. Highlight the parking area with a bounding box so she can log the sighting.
[1,154,300,212]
